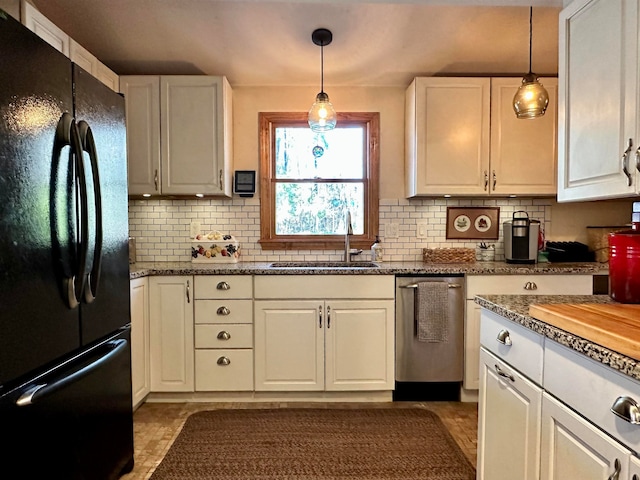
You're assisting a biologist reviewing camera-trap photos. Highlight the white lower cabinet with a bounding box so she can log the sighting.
[464,274,593,390]
[254,299,394,391]
[130,277,150,408]
[477,348,542,480]
[193,275,254,392]
[631,455,640,480]
[149,276,194,392]
[541,393,631,480]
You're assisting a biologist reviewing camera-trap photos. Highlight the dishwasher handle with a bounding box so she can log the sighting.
[400,283,461,289]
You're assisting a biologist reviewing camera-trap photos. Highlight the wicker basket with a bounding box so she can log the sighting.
[423,247,475,264]
[587,226,627,263]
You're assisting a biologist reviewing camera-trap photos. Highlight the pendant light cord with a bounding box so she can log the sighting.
[320,43,324,94]
[528,6,533,74]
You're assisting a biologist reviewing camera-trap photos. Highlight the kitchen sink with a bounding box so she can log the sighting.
[269,261,380,268]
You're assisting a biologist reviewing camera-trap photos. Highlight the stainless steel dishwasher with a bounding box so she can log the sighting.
[394,275,464,400]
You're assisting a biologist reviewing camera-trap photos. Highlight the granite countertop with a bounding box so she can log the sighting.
[475,294,640,381]
[130,260,605,279]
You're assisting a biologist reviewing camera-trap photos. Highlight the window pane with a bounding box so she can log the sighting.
[274,126,364,179]
[275,183,364,235]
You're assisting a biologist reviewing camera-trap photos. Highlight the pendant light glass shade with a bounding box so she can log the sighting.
[308,28,337,132]
[513,7,549,119]
[309,92,337,132]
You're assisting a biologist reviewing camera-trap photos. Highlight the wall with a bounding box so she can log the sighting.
[128,85,634,263]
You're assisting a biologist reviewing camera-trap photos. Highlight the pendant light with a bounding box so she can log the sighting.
[513,7,549,119]
[308,28,337,132]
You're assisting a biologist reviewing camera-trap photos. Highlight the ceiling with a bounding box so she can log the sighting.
[30,0,563,88]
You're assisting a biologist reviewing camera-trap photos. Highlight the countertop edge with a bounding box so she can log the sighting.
[129,261,605,278]
[475,294,640,382]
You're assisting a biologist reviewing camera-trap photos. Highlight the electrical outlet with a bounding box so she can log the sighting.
[416,222,428,239]
[189,221,201,238]
[386,222,399,238]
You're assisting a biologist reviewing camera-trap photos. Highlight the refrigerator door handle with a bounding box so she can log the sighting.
[53,113,88,309]
[77,121,102,303]
[15,339,128,407]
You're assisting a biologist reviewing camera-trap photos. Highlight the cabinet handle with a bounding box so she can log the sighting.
[636,146,640,173]
[483,170,488,191]
[492,170,497,190]
[494,364,515,382]
[219,169,223,190]
[496,329,512,346]
[632,475,638,480]
[319,305,323,328]
[186,280,190,303]
[216,306,231,316]
[217,356,231,366]
[622,138,633,186]
[154,169,159,192]
[610,395,640,424]
[327,305,331,329]
[216,281,230,290]
[523,281,537,291]
[217,331,231,340]
[607,459,621,480]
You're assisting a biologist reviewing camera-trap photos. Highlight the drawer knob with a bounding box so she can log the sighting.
[496,329,512,346]
[610,395,640,424]
[217,331,231,340]
[216,281,230,290]
[217,306,231,316]
[608,458,621,480]
[523,281,538,290]
[217,356,231,366]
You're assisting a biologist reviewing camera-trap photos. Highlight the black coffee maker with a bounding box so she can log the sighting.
[503,211,540,264]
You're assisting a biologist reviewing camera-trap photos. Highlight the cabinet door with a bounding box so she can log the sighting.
[69,39,96,75]
[490,77,558,196]
[254,300,324,391]
[94,62,119,92]
[161,76,231,196]
[477,348,542,480]
[558,0,639,201]
[406,77,490,196]
[149,276,194,392]
[21,0,69,55]
[630,455,640,480]
[541,393,630,480]
[130,277,150,408]
[120,76,161,196]
[325,300,394,391]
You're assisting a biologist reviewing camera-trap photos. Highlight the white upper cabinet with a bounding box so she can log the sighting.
[406,76,557,197]
[558,0,639,201]
[120,75,233,197]
[20,1,118,91]
[21,0,69,55]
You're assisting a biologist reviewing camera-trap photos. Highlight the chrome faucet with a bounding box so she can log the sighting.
[344,210,353,263]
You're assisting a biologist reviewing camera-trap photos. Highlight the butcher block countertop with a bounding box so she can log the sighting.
[475,294,640,381]
[529,303,640,361]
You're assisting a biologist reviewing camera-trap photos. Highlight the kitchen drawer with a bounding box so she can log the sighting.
[195,299,253,324]
[480,309,544,385]
[195,349,253,391]
[195,324,253,349]
[466,274,593,298]
[194,275,253,299]
[254,275,394,299]
[544,340,640,452]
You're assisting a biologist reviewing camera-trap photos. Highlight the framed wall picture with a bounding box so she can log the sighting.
[446,206,500,240]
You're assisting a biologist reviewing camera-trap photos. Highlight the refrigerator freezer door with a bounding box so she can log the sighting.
[1,327,134,479]
[0,12,81,386]
[73,65,131,345]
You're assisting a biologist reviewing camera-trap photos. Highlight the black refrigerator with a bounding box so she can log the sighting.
[0,12,134,479]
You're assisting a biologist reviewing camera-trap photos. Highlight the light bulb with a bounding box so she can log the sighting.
[308,92,337,132]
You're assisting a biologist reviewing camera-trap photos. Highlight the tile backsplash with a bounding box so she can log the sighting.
[128,197,552,263]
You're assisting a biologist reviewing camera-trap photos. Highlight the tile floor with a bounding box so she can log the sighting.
[120,401,479,480]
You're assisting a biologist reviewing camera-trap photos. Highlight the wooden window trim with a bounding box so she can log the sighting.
[259,112,379,250]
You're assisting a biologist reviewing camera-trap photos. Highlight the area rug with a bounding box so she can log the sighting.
[149,408,476,479]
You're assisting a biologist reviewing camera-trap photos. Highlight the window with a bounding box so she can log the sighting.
[259,112,379,250]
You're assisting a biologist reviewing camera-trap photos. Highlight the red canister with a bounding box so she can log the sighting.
[609,223,640,303]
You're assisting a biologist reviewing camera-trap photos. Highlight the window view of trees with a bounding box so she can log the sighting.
[259,112,379,250]
[274,126,364,235]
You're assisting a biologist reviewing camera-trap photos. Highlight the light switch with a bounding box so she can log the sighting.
[417,222,428,239]
[386,222,399,238]
[189,221,201,238]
